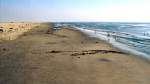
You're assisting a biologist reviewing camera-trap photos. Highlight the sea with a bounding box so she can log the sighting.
[54,22,150,59]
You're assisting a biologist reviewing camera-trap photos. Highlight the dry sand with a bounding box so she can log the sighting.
[0,23,150,84]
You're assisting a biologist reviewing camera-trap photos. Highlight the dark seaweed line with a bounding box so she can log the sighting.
[46,50,125,56]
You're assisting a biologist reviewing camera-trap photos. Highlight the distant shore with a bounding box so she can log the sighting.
[0,23,150,84]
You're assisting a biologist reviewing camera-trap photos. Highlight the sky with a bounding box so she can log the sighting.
[0,0,150,22]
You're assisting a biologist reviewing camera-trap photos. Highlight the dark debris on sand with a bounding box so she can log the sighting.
[45,50,125,57]
[71,50,125,56]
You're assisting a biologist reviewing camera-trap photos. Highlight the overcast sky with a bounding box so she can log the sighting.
[0,0,150,22]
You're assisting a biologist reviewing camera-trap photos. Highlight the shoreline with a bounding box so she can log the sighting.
[0,23,150,84]
[72,27,150,61]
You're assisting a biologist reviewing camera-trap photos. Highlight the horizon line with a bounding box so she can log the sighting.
[1,21,150,23]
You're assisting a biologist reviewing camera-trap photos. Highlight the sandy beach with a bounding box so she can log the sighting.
[0,23,150,84]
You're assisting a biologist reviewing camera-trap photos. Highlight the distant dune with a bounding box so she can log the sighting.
[0,23,40,41]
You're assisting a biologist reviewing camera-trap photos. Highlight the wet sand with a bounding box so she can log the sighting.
[0,23,150,84]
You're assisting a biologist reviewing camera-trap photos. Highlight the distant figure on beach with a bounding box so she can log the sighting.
[94,29,97,34]
[114,35,117,41]
[147,33,149,36]
[144,32,146,36]
[107,32,110,37]
[107,32,111,42]
[143,32,149,36]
